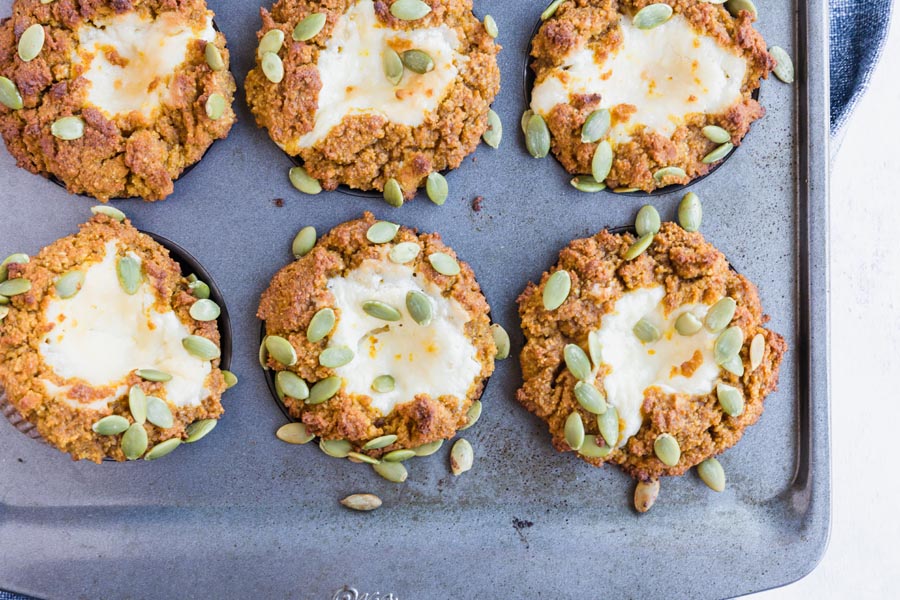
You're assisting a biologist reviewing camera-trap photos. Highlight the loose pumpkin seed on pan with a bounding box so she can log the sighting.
[265,335,297,366]
[704,297,736,332]
[401,49,434,74]
[542,269,571,311]
[189,299,220,321]
[0,278,30,297]
[482,109,502,148]
[459,400,482,431]
[652,166,686,184]
[623,233,654,261]
[770,46,795,83]
[205,93,226,120]
[674,311,703,336]
[574,381,607,414]
[222,370,238,389]
[347,452,380,465]
[525,113,551,158]
[366,221,400,244]
[136,369,172,382]
[450,438,473,475]
[491,323,510,359]
[371,374,395,393]
[716,383,744,416]
[275,370,309,399]
[122,423,148,460]
[277,423,314,444]
[144,438,181,461]
[384,449,416,462]
[92,415,130,436]
[129,385,147,425]
[363,434,397,450]
[293,12,326,41]
[306,307,335,342]
[54,270,84,299]
[319,346,354,368]
[579,434,611,458]
[291,226,317,258]
[383,177,404,207]
[541,0,564,20]
[18,24,44,62]
[701,125,731,144]
[205,43,225,71]
[307,376,342,404]
[258,29,284,57]
[591,140,613,182]
[633,318,660,344]
[714,326,744,364]
[702,142,734,164]
[182,335,221,361]
[570,175,606,192]
[340,493,382,511]
[635,205,661,236]
[0,76,23,110]
[697,457,726,492]
[633,3,674,30]
[373,460,408,483]
[634,479,660,513]
[406,290,433,326]
[390,0,432,20]
[725,0,758,19]
[678,191,702,232]
[383,47,404,85]
[428,252,460,276]
[426,172,448,205]
[483,14,498,38]
[564,412,585,451]
[362,300,402,321]
[564,344,591,381]
[289,167,322,195]
[146,396,174,429]
[90,205,126,222]
[51,116,85,140]
[581,109,611,143]
[389,242,420,264]
[653,433,681,466]
[413,439,443,456]
[116,256,141,295]
[185,419,217,443]
[320,438,352,458]
[750,333,765,370]
[261,52,284,83]
[597,405,619,447]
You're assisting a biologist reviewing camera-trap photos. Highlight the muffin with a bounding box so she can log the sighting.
[259,213,496,469]
[527,0,774,192]
[245,0,501,201]
[0,0,237,201]
[0,209,231,462]
[516,206,786,507]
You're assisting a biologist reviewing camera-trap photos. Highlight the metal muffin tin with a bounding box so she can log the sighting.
[0,0,830,599]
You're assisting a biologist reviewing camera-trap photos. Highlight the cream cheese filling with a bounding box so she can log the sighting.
[530,13,746,144]
[326,258,481,415]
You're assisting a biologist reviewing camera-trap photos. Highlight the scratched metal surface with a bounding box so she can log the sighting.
[0,0,830,598]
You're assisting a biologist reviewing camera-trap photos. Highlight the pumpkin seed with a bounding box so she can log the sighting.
[591,140,613,182]
[1,254,29,283]
[702,142,733,164]
[373,460,408,483]
[428,252,460,276]
[406,290,433,326]
[144,438,181,460]
[702,125,730,144]
[770,46,795,83]
[714,326,744,364]
[450,438,473,475]
[137,369,172,382]
[289,167,322,195]
[483,109,502,148]
[307,307,335,342]
[633,318,660,343]
[483,14,498,38]
[90,205,126,222]
[189,280,210,299]
[122,423,148,460]
[697,457,726,492]
[363,434,398,450]
[597,405,619,447]
[0,76,23,110]
[564,412,585,451]
[635,205,661,236]
[633,3,674,29]
[674,311,703,336]
[222,370,238,389]
[347,451,380,465]
[624,233,654,260]
[750,333,765,370]
[579,434,611,458]
[525,113,551,158]
[542,270,571,311]
[261,52,284,83]
[459,400,482,431]
[340,493,382,511]
[18,24,44,62]
[258,29,284,57]
[190,299,220,321]
[259,336,270,370]
[0,305,7,319]
[266,335,297,366]
[319,345,354,368]
[570,175,606,192]
[705,297,736,332]
[678,191,702,232]
[716,383,744,416]
[722,354,744,377]
[425,172,448,205]
[205,43,225,71]
[307,376,342,404]
[205,93,226,120]
[413,439,443,456]
[383,47,404,85]
[145,396,173,429]
[371,374,395,393]
[564,344,591,381]
[725,0,758,19]
[520,109,533,135]
[92,415,130,436]
[491,323,510,359]
[275,371,309,400]
[362,300,402,321]
[128,385,147,425]
[182,335,221,361]
[0,278,30,296]
[366,221,400,244]
[581,109,611,143]
[290,226,316,259]
[185,419,217,443]
[653,166,687,184]
[401,49,434,74]
[574,381,607,414]
[51,115,85,140]
[293,13,326,41]
[116,256,141,295]
[613,187,640,193]
[320,438,352,458]
[541,0,564,20]
[384,449,416,462]
[277,422,314,444]
[53,270,84,299]
[390,0,431,20]
[389,242,420,264]
[588,331,603,367]
[634,479,660,513]
[383,177,404,207]
[653,433,681,466]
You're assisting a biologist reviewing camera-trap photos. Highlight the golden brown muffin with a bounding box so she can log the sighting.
[0,0,236,201]
[0,212,229,462]
[245,0,501,200]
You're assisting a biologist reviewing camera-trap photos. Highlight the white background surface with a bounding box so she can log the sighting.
[751,12,899,600]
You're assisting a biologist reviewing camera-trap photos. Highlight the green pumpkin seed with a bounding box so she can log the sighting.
[185,419,217,442]
[714,326,744,365]
[564,412,585,451]
[383,177,404,207]
[541,0,564,20]
[189,279,210,299]
[144,438,181,460]
[564,344,591,381]
[716,382,744,416]
[624,233,654,260]
[390,0,432,20]
[18,24,44,62]
[0,76,23,110]
[366,221,400,244]
[92,415,129,436]
[53,270,83,299]
[307,376,342,404]
[633,3,674,29]
[406,290,433,326]
[770,46,795,84]
[542,269,571,311]
[293,12,326,41]
[90,205,126,222]
[591,140,613,182]
[205,93,226,120]
[189,299,220,322]
[633,318,660,343]
[182,335,221,361]
[635,205,661,236]
[570,175,606,192]
[128,385,147,425]
[388,242,419,265]
[205,43,225,71]
[383,47,404,85]
[425,172,448,205]
[520,109,533,135]
[122,423,148,460]
[319,345,354,368]
[1,254,29,284]
[276,422,313,444]
[401,49,434,74]
[347,451,380,465]
[340,493,382,511]
[413,439,443,456]
[450,438,473,475]
[307,308,335,342]
[261,52,284,83]
[705,297,736,332]
[363,434,398,450]
[0,278,30,297]
[371,374,395,393]
[222,370,238,389]
[634,478,660,513]
[275,371,309,400]
[116,256,141,295]
[291,226,317,259]
[145,396,173,429]
[259,336,270,370]
[579,434,612,458]
[428,252,460,276]
[574,381,607,414]
[362,300,402,321]
[702,142,733,164]
[0,305,7,319]
[702,125,730,144]
[491,323,510,360]
[258,29,284,57]
[678,191,702,232]
[653,433,681,466]
[483,109,502,148]
[614,187,640,193]
[697,457,726,492]
[320,438,352,458]
[289,167,322,195]
[725,0,758,19]
[597,405,619,447]
[581,109,611,143]
[674,311,703,336]
[721,354,744,377]
[750,333,765,371]
[384,449,416,462]
[266,335,297,366]
[459,400,482,431]
[588,330,603,367]
[525,113,551,158]
[653,166,687,184]
[136,368,172,382]
[373,460,408,482]
[51,116,85,140]
[483,14,498,38]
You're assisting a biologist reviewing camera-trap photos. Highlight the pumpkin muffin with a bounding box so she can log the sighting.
[0,0,236,201]
[245,0,501,201]
[0,209,230,462]
[259,213,496,465]
[516,213,786,506]
[528,0,774,192]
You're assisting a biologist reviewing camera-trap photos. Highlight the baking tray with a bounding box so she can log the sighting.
[0,0,830,598]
